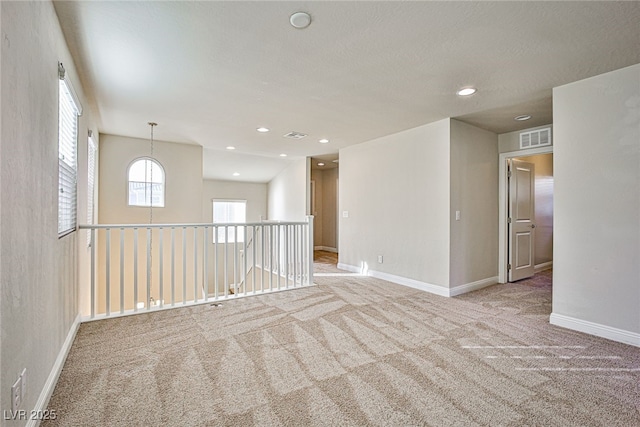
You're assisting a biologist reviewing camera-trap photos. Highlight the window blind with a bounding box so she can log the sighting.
[58,73,81,237]
[87,135,97,245]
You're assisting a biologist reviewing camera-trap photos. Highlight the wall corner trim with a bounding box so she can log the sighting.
[550,313,640,348]
[28,315,82,427]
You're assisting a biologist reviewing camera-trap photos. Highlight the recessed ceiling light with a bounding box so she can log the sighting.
[319,138,329,144]
[317,162,325,166]
[290,12,311,29]
[514,115,532,121]
[256,127,270,133]
[456,87,477,96]
[233,172,240,176]
[279,153,287,157]
[226,146,235,150]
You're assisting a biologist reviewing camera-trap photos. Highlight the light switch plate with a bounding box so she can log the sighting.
[20,368,27,401]
[12,376,22,411]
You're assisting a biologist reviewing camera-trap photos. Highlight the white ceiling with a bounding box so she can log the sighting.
[53,1,640,182]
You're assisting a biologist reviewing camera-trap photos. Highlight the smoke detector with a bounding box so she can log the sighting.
[290,12,311,29]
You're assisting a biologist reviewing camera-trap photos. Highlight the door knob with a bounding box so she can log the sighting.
[531,224,536,228]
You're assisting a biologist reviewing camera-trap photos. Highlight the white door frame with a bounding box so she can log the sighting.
[498,146,553,283]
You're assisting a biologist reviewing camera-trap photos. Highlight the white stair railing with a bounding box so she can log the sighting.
[80,217,314,320]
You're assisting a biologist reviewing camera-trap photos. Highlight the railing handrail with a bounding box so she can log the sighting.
[81,217,314,320]
[79,220,310,229]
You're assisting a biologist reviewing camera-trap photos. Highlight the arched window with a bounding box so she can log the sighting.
[128,158,165,207]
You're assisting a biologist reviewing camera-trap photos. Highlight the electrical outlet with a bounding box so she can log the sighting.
[11,376,22,411]
[378,255,383,264]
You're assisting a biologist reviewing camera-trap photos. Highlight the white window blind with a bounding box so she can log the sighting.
[213,199,246,243]
[58,70,81,237]
[87,135,97,245]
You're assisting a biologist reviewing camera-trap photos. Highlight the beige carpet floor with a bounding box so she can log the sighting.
[43,272,639,426]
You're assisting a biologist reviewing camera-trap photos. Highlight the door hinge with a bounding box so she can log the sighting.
[507,170,512,178]
[507,264,512,270]
[507,217,512,223]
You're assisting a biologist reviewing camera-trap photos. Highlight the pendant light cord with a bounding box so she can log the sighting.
[148,122,157,306]
[149,122,156,225]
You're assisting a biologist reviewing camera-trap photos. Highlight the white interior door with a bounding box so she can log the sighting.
[508,159,536,281]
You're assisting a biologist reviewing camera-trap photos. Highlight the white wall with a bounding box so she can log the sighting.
[449,119,499,288]
[552,63,640,344]
[267,158,309,221]
[99,134,202,224]
[1,1,98,420]
[202,179,267,223]
[339,119,451,288]
[339,118,499,294]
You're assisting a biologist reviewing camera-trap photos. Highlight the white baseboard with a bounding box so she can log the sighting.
[335,263,496,298]
[314,246,338,253]
[535,261,553,272]
[449,277,499,297]
[337,262,362,274]
[367,269,450,297]
[550,313,640,347]
[28,314,81,427]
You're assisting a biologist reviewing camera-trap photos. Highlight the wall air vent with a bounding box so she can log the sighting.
[283,131,308,140]
[520,127,552,149]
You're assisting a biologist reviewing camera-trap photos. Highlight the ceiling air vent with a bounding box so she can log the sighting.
[520,127,551,149]
[283,131,308,140]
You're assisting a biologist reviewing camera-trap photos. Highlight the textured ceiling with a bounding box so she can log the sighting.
[53,1,640,182]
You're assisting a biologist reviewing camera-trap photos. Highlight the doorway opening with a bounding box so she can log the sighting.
[499,147,553,283]
[310,156,340,274]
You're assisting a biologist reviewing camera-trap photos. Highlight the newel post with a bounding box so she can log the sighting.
[306,215,314,285]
